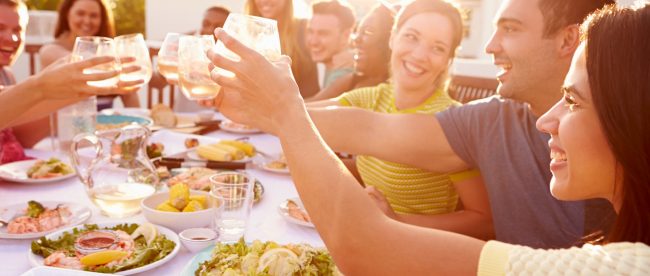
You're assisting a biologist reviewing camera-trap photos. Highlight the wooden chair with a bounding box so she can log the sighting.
[24,44,43,76]
[448,75,499,104]
[146,45,175,109]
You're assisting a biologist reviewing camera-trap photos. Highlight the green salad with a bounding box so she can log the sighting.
[195,239,341,276]
[31,223,176,273]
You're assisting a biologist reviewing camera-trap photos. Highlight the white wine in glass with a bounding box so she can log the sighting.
[71,36,121,88]
[178,35,220,100]
[115,33,152,86]
[157,33,181,85]
[213,13,282,78]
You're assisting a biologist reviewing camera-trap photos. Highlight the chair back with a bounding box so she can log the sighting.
[448,75,499,103]
[24,44,43,76]
[147,45,175,109]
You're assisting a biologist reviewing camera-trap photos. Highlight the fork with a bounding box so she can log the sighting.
[0,209,17,228]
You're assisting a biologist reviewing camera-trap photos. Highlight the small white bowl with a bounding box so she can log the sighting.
[179,227,218,252]
[196,110,215,122]
[141,190,215,233]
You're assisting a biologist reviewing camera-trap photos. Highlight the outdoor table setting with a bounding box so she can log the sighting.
[0,110,325,275]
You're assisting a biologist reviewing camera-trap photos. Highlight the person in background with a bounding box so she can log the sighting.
[0,0,139,158]
[246,0,319,98]
[207,3,650,274]
[306,0,355,89]
[306,3,393,102]
[39,0,140,109]
[305,0,493,239]
[198,6,230,37]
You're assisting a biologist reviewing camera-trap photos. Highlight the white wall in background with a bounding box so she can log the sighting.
[145,0,245,41]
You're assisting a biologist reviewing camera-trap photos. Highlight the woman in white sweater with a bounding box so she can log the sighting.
[206,3,650,275]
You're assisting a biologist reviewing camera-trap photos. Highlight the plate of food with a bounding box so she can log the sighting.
[96,114,153,131]
[181,239,340,276]
[0,158,76,184]
[28,222,179,275]
[166,167,265,203]
[258,153,289,174]
[0,200,91,240]
[219,120,262,134]
[278,197,314,228]
[186,140,257,163]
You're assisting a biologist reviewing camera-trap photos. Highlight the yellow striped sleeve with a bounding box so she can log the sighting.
[448,169,481,183]
[336,86,377,109]
[478,241,514,276]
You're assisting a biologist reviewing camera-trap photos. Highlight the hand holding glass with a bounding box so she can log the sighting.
[115,33,152,86]
[71,36,121,88]
[212,13,282,78]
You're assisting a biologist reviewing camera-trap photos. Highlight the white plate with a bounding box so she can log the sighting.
[28,222,180,275]
[0,160,76,184]
[260,161,290,174]
[21,266,108,276]
[180,246,213,276]
[278,197,314,228]
[0,201,91,240]
[219,120,262,134]
[186,149,253,163]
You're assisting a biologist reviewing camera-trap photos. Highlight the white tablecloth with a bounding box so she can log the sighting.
[0,121,323,275]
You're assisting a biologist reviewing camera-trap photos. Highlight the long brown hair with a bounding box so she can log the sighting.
[392,0,463,92]
[53,0,115,38]
[581,4,650,244]
[245,0,309,77]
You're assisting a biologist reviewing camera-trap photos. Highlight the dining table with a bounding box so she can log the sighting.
[0,111,324,276]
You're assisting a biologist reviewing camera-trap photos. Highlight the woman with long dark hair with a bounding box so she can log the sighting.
[207,3,650,274]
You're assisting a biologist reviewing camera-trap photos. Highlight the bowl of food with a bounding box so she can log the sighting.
[141,184,215,233]
[179,227,218,253]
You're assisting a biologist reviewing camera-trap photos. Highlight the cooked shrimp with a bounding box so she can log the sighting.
[44,251,84,270]
[37,207,71,231]
[110,230,135,253]
[7,216,39,234]
[287,200,311,223]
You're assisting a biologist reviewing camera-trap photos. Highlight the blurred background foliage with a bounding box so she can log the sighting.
[24,0,146,37]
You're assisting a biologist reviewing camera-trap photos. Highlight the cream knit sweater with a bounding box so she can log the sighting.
[478,240,650,275]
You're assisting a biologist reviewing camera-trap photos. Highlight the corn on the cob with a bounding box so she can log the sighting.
[219,140,256,157]
[211,143,246,160]
[197,144,233,161]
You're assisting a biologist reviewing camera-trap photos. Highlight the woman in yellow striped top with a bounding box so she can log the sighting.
[307,0,493,239]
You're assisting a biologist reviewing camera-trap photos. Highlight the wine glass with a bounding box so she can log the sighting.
[177,35,220,100]
[71,36,121,87]
[115,33,152,86]
[212,13,282,78]
[157,33,181,85]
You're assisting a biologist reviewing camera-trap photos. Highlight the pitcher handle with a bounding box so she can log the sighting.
[70,133,103,188]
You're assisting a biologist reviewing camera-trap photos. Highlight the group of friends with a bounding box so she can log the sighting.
[1,0,649,274]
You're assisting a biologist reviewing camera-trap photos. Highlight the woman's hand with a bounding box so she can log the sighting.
[37,56,143,100]
[206,28,303,135]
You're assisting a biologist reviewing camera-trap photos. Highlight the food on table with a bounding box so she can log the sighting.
[7,201,72,234]
[196,140,255,161]
[156,166,171,179]
[265,154,288,170]
[156,183,207,213]
[221,120,258,132]
[286,199,311,223]
[195,239,341,276]
[167,167,216,190]
[31,223,176,273]
[150,104,177,128]
[185,138,199,149]
[26,158,74,179]
[146,142,165,159]
[96,122,131,131]
[0,129,30,164]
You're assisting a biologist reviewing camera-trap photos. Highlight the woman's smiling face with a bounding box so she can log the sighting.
[67,0,102,37]
[389,12,453,93]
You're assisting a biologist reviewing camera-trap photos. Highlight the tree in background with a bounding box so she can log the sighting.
[24,0,145,37]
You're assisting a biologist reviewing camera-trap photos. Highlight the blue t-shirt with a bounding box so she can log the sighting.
[437,97,598,248]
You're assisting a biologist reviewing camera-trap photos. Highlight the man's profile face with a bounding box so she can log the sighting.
[306,13,351,64]
[0,5,27,67]
[200,10,228,37]
[485,0,563,102]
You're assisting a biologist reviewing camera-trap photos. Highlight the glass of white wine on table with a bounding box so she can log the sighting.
[178,35,220,100]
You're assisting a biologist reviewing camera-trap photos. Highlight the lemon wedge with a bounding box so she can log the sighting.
[80,250,128,266]
[130,223,158,245]
[257,248,299,274]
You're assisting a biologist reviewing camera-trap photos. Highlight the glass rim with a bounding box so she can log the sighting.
[115,33,144,40]
[75,36,113,43]
[209,172,252,186]
[227,13,278,25]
